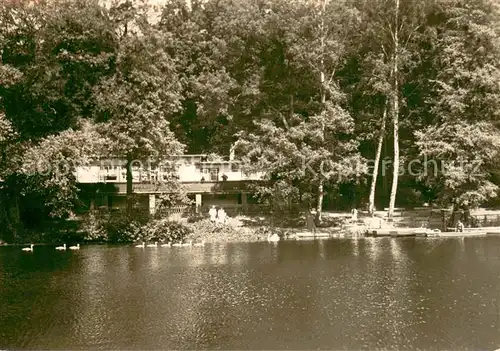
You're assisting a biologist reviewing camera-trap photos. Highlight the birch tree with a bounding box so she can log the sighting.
[354,0,432,218]
[388,0,400,220]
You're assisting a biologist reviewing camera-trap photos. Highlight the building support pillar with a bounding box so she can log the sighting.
[103,194,109,209]
[149,194,156,216]
[195,194,202,213]
[241,191,248,208]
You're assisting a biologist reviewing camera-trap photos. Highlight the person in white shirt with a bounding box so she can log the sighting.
[217,207,226,226]
[209,205,217,223]
[351,208,358,222]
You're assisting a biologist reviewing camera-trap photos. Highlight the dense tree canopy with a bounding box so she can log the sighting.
[0,0,499,236]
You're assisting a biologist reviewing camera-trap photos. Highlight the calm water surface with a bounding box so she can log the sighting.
[1,237,500,350]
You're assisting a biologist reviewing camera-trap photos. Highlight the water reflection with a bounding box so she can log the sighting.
[318,240,325,259]
[459,237,465,253]
[365,237,381,262]
[352,237,359,256]
[389,237,403,262]
[147,247,161,271]
[1,238,500,350]
[84,247,106,275]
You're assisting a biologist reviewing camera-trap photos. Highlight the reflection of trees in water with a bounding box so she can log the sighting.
[0,247,79,349]
[459,237,465,253]
[348,238,415,347]
[189,242,320,349]
[77,249,148,347]
[147,248,160,271]
[365,237,382,262]
[318,239,325,259]
[382,239,416,346]
[389,238,403,262]
[182,268,251,348]
[352,238,359,256]
[170,244,260,348]
[204,243,227,265]
[5,239,500,349]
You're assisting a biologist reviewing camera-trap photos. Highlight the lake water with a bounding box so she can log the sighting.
[1,237,500,350]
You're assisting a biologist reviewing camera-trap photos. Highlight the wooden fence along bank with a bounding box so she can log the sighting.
[376,207,500,230]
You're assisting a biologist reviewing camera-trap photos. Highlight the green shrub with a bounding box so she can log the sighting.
[106,217,143,243]
[16,219,84,244]
[316,216,345,228]
[187,212,205,223]
[188,219,235,235]
[141,219,192,243]
[80,210,148,243]
[253,226,288,238]
[80,211,108,241]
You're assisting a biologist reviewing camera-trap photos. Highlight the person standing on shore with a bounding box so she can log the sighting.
[306,210,316,234]
[217,207,226,226]
[351,208,358,222]
[209,205,217,224]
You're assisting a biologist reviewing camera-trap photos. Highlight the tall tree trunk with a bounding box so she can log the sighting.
[317,68,327,223]
[388,0,400,220]
[316,178,324,222]
[368,101,388,216]
[315,0,327,223]
[126,155,133,216]
[316,0,328,223]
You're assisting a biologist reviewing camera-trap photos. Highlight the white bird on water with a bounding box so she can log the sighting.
[180,240,193,247]
[193,240,205,247]
[172,241,192,247]
[69,243,80,250]
[267,233,280,242]
[161,242,172,247]
[147,242,158,247]
[22,244,34,252]
[135,242,145,248]
[55,244,67,250]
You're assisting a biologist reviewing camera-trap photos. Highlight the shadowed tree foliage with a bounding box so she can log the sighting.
[413,0,500,208]
[94,2,185,214]
[0,0,499,241]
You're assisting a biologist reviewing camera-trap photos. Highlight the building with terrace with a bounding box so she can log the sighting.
[75,154,264,215]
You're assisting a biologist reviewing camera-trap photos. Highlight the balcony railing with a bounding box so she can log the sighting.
[75,167,263,184]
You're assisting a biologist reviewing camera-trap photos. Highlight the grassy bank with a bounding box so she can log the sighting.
[183,217,290,243]
[1,211,369,245]
[182,213,368,243]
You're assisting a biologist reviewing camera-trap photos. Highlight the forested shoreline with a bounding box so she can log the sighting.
[1,0,500,241]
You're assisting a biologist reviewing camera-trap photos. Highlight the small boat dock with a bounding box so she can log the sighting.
[369,228,428,237]
[294,231,346,240]
[369,227,497,238]
[437,231,487,237]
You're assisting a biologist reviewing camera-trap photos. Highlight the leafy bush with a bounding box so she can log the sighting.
[187,212,205,223]
[254,226,289,238]
[80,210,107,241]
[187,219,291,242]
[188,219,235,235]
[106,216,144,243]
[141,219,192,243]
[316,216,345,228]
[80,210,148,243]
